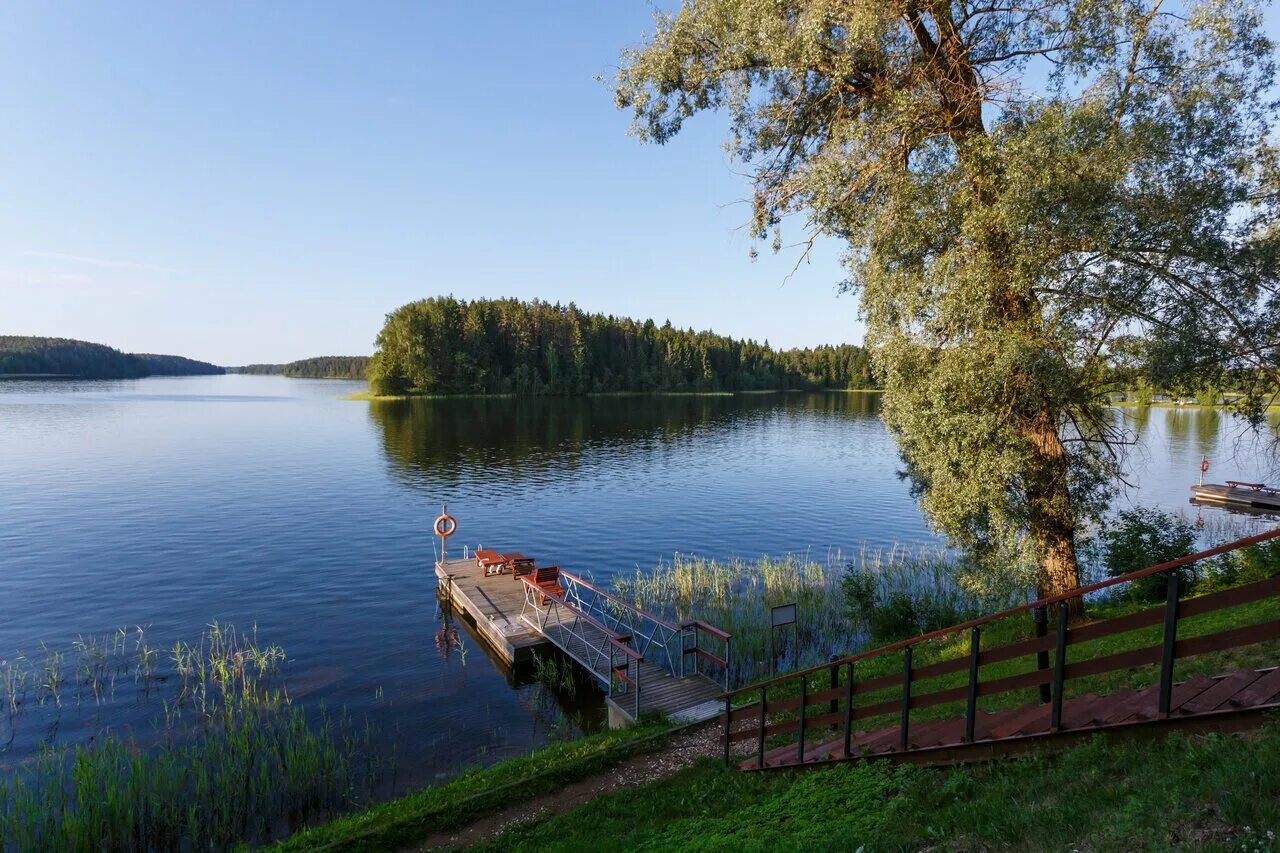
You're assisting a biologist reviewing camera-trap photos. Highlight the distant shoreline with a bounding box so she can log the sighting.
[0,373,78,380]
[344,387,884,402]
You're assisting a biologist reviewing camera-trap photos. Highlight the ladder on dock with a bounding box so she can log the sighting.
[722,529,1280,771]
[519,571,730,724]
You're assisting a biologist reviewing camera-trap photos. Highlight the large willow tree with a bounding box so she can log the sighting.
[615,1,1280,603]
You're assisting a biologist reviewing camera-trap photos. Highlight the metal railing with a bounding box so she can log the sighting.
[723,527,1280,769]
[560,570,731,688]
[519,576,644,718]
[681,619,732,691]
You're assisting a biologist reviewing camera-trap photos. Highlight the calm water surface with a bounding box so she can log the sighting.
[1,375,1275,783]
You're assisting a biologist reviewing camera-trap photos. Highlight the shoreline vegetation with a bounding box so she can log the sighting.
[228,355,371,380]
[367,296,876,397]
[344,387,885,402]
[0,336,223,380]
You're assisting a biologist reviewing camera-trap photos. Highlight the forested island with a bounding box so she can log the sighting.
[228,356,371,380]
[0,337,223,379]
[369,296,875,396]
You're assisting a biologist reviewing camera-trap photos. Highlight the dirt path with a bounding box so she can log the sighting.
[402,725,728,851]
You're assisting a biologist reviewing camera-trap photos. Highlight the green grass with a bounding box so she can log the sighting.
[274,721,671,852]
[480,720,1280,852]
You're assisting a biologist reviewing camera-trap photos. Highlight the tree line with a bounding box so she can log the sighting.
[228,356,371,379]
[0,337,223,379]
[368,296,874,396]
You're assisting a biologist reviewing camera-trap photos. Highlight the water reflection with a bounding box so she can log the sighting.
[368,392,883,487]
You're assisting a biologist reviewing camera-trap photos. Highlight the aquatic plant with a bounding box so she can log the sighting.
[614,545,1022,686]
[0,623,383,850]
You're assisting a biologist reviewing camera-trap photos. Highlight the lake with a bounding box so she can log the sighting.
[1,375,1275,786]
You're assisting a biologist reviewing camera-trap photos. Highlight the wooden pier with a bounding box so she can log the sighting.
[1191,481,1280,511]
[436,556,548,663]
[435,548,731,726]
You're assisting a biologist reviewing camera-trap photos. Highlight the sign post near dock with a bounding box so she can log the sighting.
[770,602,797,676]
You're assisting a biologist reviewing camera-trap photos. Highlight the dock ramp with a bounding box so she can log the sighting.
[519,571,730,725]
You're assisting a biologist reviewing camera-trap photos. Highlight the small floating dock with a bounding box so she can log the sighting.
[430,513,731,727]
[1190,481,1280,511]
[436,555,548,663]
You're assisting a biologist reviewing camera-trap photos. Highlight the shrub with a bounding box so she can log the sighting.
[1100,508,1195,601]
[841,564,967,646]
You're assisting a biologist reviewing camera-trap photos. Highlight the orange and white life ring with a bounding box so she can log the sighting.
[434,511,457,539]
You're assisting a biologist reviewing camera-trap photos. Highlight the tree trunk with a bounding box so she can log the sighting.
[1023,408,1084,617]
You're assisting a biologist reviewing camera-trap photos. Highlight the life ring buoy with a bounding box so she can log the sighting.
[1200,457,1210,474]
[434,512,457,538]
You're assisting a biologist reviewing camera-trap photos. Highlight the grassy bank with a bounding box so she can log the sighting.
[481,721,1280,852]
[275,721,670,852]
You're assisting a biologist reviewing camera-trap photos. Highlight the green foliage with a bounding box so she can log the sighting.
[230,356,371,379]
[0,336,223,379]
[1101,508,1196,601]
[1197,540,1280,594]
[613,0,1280,598]
[368,296,875,396]
[840,564,972,646]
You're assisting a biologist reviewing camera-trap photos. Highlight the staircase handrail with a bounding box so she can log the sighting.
[728,526,1280,699]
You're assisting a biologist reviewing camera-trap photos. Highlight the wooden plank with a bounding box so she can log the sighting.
[1068,607,1163,645]
[1179,670,1261,715]
[1094,684,1159,726]
[990,702,1051,739]
[977,633,1056,668]
[1167,676,1219,714]
[1175,620,1280,660]
[1229,667,1280,708]
[1063,644,1161,681]
[1180,576,1280,619]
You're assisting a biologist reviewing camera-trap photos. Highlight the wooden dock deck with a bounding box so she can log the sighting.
[1190,482,1280,510]
[436,556,548,664]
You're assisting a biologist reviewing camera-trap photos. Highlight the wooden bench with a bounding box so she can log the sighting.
[507,555,537,581]
[476,549,505,575]
[531,565,563,604]
[1227,481,1279,494]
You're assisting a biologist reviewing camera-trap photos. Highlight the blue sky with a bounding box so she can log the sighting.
[0,3,853,365]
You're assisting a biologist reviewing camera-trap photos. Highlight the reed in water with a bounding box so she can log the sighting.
[0,622,385,850]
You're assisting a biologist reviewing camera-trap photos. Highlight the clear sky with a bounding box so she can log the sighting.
[0,3,856,365]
